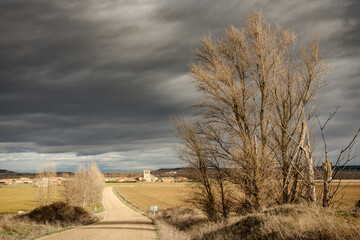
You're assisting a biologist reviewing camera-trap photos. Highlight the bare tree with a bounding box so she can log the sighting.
[173,9,328,213]
[62,162,104,210]
[35,160,56,206]
[317,110,360,207]
[61,173,79,205]
[270,37,327,203]
[87,162,105,210]
[172,117,218,220]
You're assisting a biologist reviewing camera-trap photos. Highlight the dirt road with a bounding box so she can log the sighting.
[39,187,156,240]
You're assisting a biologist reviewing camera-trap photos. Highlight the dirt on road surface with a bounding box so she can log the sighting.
[39,187,156,240]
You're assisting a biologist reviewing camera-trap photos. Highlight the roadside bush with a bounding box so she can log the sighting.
[154,207,207,231]
[27,201,97,226]
[355,200,360,209]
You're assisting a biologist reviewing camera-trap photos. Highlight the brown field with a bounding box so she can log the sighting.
[114,183,188,211]
[323,180,360,209]
[1,180,359,214]
[115,180,360,211]
[0,185,63,214]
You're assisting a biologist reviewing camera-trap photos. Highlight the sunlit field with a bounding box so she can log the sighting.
[0,185,37,213]
[323,180,360,209]
[0,185,63,214]
[114,182,188,211]
[1,181,359,214]
[115,180,360,211]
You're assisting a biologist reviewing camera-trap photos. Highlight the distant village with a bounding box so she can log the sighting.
[0,169,189,186]
[105,170,189,183]
[0,177,64,186]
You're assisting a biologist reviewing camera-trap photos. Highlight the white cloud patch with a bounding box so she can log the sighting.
[0,148,182,173]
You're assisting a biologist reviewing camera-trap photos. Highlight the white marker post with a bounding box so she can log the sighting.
[150,206,158,216]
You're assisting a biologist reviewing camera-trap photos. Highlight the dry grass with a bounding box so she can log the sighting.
[0,214,64,240]
[113,182,360,239]
[153,205,360,240]
[0,202,98,240]
[114,183,188,210]
[256,205,360,240]
[0,185,63,214]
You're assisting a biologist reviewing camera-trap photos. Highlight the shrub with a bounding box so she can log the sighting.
[27,201,97,226]
[154,206,206,231]
[355,200,360,209]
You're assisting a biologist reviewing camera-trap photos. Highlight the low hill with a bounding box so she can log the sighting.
[152,167,197,179]
[0,170,73,179]
[153,165,360,180]
[0,169,16,174]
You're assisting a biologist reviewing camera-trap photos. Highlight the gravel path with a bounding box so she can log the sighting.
[39,187,156,240]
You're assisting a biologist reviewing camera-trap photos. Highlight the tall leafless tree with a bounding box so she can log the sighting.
[173,10,329,213]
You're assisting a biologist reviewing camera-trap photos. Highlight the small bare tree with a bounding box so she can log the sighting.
[317,110,360,207]
[35,160,56,206]
[61,173,79,205]
[62,162,104,210]
[172,117,218,220]
[87,162,105,210]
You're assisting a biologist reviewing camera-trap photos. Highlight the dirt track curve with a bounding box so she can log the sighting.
[39,187,156,240]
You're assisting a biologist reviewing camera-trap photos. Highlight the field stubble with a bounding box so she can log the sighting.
[114,183,188,211]
[0,185,63,214]
[114,181,360,211]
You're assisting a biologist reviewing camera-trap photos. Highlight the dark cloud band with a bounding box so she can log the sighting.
[0,0,359,171]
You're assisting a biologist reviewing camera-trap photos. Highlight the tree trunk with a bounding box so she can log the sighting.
[302,122,316,203]
[322,160,332,207]
[253,136,261,211]
[300,121,316,202]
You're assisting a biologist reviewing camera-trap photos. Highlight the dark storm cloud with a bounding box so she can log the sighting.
[0,0,359,171]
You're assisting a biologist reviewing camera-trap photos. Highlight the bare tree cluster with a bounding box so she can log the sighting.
[62,162,105,210]
[172,10,343,217]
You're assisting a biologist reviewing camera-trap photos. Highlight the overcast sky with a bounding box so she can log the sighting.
[0,0,359,172]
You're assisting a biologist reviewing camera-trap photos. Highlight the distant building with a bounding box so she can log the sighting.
[0,179,12,185]
[117,177,127,182]
[35,177,63,186]
[20,178,33,184]
[177,177,189,182]
[162,177,175,183]
[105,178,116,182]
[143,170,158,182]
[104,177,138,182]
[0,178,34,185]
